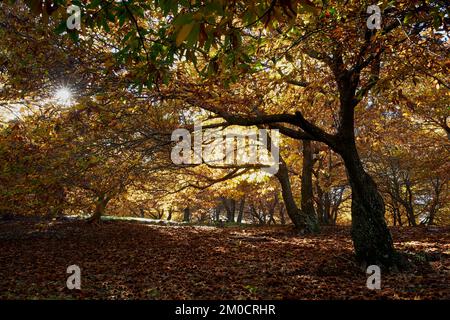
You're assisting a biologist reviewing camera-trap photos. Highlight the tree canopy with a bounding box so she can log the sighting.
[0,0,449,272]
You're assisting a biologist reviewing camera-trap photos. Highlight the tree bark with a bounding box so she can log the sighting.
[391,204,397,226]
[237,197,245,224]
[183,207,191,222]
[425,177,442,226]
[301,140,319,230]
[279,205,286,225]
[340,143,395,267]
[403,181,417,226]
[222,198,236,223]
[229,199,236,222]
[268,194,278,225]
[315,180,325,224]
[275,157,318,233]
[167,207,173,221]
[396,205,402,226]
[213,206,221,222]
[88,194,110,223]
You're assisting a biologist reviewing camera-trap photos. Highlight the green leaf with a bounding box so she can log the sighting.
[173,13,193,26]
[176,23,194,47]
[68,31,79,43]
[186,23,200,47]
[54,21,67,35]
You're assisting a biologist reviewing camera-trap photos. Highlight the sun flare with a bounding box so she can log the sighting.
[54,87,73,105]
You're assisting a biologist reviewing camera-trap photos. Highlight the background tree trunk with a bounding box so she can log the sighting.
[301,140,319,230]
[183,207,190,222]
[237,198,245,224]
[88,194,110,223]
[267,194,278,225]
[222,198,236,223]
[279,205,286,225]
[275,157,317,233]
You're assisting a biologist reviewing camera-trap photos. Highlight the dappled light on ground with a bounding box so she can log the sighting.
[0,220,448,300]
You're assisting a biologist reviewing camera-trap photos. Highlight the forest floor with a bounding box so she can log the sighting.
[0,219,449,300]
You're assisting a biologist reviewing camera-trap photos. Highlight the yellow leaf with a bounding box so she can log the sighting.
[176,23,194,47]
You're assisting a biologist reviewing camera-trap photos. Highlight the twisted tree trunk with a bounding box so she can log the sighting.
[340,143,395,267]
[276,157,318,233]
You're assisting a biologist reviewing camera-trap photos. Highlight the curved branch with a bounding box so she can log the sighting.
[294,111,337,148]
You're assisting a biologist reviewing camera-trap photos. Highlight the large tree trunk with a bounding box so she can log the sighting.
[301,140,319,230]
[341,143,395,268]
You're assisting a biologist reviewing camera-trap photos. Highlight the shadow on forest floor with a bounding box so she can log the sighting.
[0,219,448,299]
